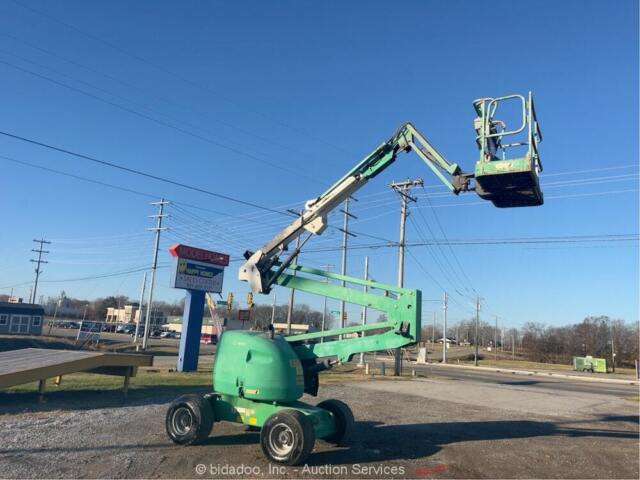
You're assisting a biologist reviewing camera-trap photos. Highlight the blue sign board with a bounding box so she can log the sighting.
[170,257,224,293]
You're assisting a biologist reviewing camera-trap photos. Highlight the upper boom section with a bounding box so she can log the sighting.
[239,122,471,294]
[239,92,543,294]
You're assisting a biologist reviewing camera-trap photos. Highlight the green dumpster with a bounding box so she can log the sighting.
[573,356,607,373]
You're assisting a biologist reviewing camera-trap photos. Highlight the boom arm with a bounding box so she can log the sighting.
[239,122,472,295]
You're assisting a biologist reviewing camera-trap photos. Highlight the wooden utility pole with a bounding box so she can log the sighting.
[432,312,436,343]
[134,272,147,343]
[338,199,356,333]
[319,264,334,343]
[270,293,276,324]
[285,210,305,335]
[390,178,423,376]
[30,237,51,304]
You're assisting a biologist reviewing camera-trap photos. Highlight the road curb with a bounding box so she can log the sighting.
[420,362,639,386]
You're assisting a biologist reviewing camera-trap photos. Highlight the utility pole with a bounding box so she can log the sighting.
[474,296,480,366]
[494,315,498,363]
[142,198,169,350]
[432,312,436,344]
[390,178,423,376]
[30,237,51,303]
[339,199,357,332]
[286,210,304,335]
[270,293,277,324]
[358,256,369,366]
[610,320,616,373]
[134,271,147,343]
[442,292,448,363]
[320,264,334,343]
[48,296,60,335]
[511,332,515,360]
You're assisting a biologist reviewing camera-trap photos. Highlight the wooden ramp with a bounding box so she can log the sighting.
[0,348,153,394]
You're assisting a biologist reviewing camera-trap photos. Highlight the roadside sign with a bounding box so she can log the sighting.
[170,257,225,292]
[216,300,228,306]
[77,321,102,343]
[168,244,229,266]
[330,310,340,315]
[238,309,251,322]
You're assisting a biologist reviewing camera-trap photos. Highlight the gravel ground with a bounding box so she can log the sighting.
[0,377,637,479]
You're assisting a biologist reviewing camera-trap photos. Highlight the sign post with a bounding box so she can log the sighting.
[169,244,229,372]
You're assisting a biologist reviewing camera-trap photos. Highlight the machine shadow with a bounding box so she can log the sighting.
[307,419,638,465]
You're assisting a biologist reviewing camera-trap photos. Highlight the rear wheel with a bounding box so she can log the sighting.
[318,399,354,445]
[166,394,214,445]
[260,409,315,465]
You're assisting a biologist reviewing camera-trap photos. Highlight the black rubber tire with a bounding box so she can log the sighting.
[317,399,354,445]
[165,394,214,445]
[260,409,315,465]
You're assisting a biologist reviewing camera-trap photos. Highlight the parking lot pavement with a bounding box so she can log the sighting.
[0,377,637,479]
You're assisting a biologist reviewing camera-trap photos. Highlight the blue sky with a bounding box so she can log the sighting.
[0,0,638,329]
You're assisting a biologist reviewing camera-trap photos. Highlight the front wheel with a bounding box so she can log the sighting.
[318,399,354,445]
[260,409,315,465]
[166,394,214,445]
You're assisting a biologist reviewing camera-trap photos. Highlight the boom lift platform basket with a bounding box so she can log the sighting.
[473,92,543,207]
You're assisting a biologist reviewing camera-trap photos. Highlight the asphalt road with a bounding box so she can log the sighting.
[412,363,639,397]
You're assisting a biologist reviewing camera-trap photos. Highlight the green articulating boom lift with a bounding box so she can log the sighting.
[165,92,544,465]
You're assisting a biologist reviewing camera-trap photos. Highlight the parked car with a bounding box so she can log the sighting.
[200,334,217,345]
[160,330,176,338]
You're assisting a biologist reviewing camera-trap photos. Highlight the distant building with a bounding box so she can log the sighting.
[0,301,45,335]
[105,305,167,326]
[105,305,138,324]
[164,314,246,336]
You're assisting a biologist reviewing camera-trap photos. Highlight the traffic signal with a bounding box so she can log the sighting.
[342,311,348,321]
[226,292,233,312]
[247,292,254,308]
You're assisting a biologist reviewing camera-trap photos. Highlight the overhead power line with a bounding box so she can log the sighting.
[10,0,354,157]
[0,129,292,216]
[0,58,321,182]
[0,32,339,170]
[1,151,396,245]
